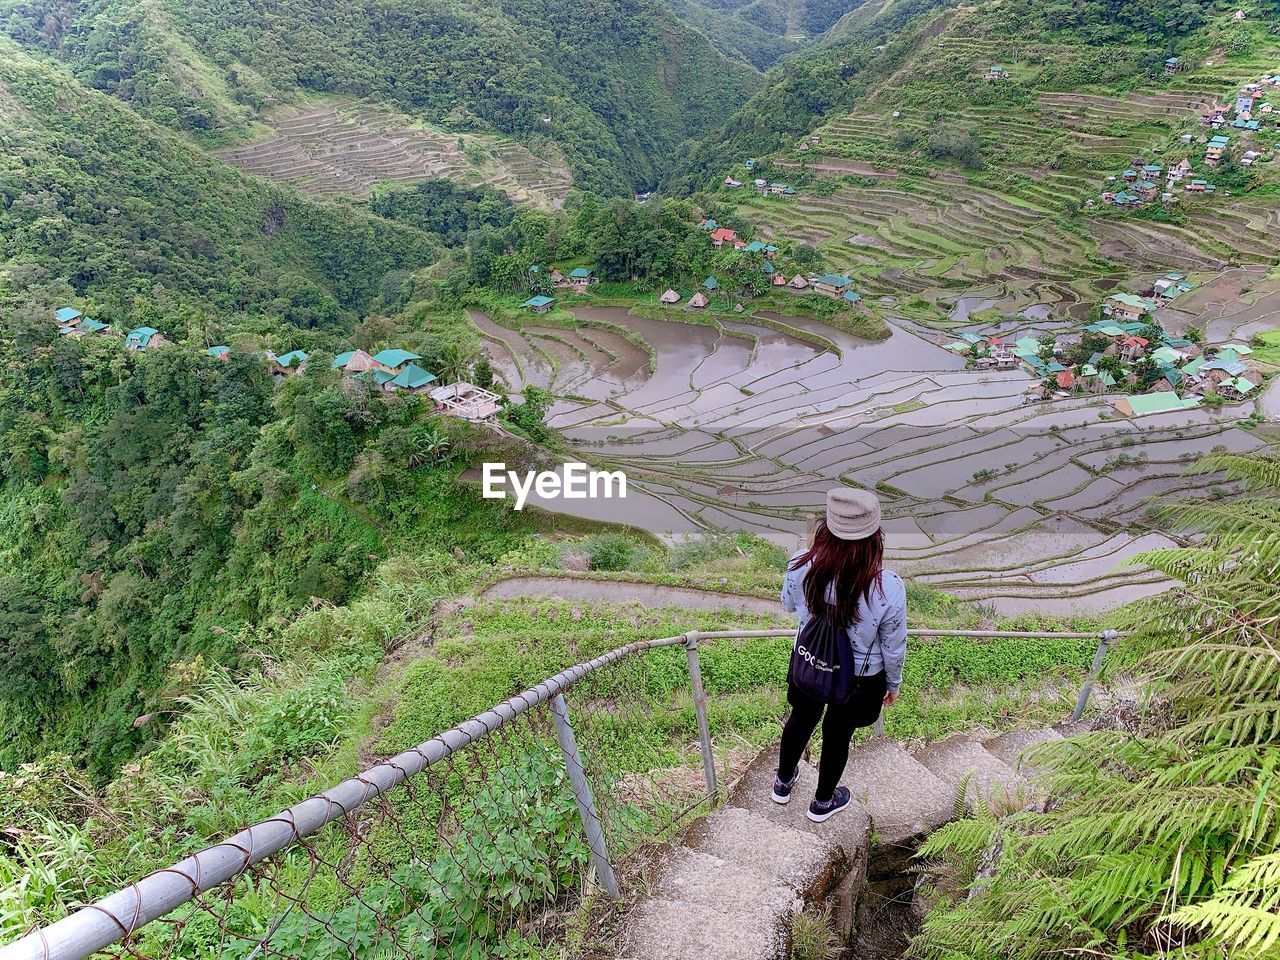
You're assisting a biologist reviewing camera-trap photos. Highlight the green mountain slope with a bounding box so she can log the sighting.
[0,39,439,328]
[1,0,761,193]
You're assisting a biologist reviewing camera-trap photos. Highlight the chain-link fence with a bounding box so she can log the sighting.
[2,627,1116,960]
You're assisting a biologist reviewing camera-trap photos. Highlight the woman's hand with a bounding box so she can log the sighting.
[883,690,899,707]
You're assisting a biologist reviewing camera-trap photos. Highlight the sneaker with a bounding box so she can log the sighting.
[772,769,800,804]
[807,786,852,823]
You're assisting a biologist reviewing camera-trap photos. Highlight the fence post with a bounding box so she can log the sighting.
[1072,629,1118,721]
[683,632,718,799]
[549,693,621,900]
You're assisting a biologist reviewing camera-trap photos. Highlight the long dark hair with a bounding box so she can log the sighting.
[790,520,884,628]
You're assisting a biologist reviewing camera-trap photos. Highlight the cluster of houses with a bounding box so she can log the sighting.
[944,279,1266,415]
[1099,159,1218,207]
[51,307,500,421]
[54,307,172,351]
[1200,72,1280,133]
[984,65,1010,81]
[656,271,862,310]
[327,348,500,419]
[720,161,797,197]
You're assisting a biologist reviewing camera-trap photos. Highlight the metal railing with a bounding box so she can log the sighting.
[2,626,1119,960]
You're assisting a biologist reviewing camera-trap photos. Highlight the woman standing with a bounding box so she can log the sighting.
[773,487,907,822]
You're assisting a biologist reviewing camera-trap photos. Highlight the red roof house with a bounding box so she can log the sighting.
[710,228,738,248]
[1056,369,1075,390]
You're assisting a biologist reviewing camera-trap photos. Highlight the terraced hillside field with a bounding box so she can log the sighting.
[727,20,1280,333]
[213,101,573,208]
[470,304,1278,614]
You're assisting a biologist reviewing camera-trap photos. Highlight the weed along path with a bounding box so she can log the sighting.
[474,304,1273,612]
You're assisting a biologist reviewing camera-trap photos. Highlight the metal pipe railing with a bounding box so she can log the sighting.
[2,625,1121,960]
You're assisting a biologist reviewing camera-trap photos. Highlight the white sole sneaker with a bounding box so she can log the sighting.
[771,789,792,805]
[807,799,851,823]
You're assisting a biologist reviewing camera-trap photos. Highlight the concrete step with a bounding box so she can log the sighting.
[982,727,1063,771]
[687,805,838,891]
[617,806,837,960]
[911,733,1025,813]
[730,747,874,944]
[619,895,792,960]
[842,736,954,847]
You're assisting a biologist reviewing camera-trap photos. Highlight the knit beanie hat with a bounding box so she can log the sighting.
[825,487,882,540]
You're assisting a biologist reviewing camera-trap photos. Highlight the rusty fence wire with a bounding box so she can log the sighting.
[2,627,1116,960]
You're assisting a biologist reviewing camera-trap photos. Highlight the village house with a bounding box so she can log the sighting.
[125,327,168,352]
[568,267,599,287]
[710,227,738,249]
[984,65,1009,80]
[660,289,681,304]
[811,274,853,298]
[268,350,309,377]
[1119,336,1149,362]
[371,349,423,376]
[699,219,718,230]
[549,268,566,286]
[1112,391,1202,417]
[1135,180,1159,202]
[842,290,862,305]
[1205,135,1230,165]
[1166,159,1192,185]
[523,295,555,314]
[1184,179,1216,193]
[431,382,501,421]
[1241,149,1262,166]
[1217,376,1257,401]
[55,306,82,325]
[703,276,720,293]
[1164,56,1185,73]
[1103,293,1155,324]
[1141,164,1162,180]
[206,345,230,361]
[789,275,809,290]
[385,363,438,395]
[723,177,743,188]
[332,349,377,374]
[759,182,796,197]
[772,273,787,287]
[688,292,709,309]
[741,240,778,257]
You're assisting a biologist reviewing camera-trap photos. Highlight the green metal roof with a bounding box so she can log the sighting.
[372,349,422,369]
[275,350,308,367]
[523,296,555,308]
[1121,391,1201,415]
[55,307,82,323]
[332,350,356,368]
[569,267,594,278]
[206,345,229,357]
[126,327,159,347]
[813,274,851,287]
[390,363,438,390]
[81,318,109,332]
[703,276,719,290]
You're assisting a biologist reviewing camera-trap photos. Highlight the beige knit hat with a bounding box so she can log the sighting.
[825,487,882,540]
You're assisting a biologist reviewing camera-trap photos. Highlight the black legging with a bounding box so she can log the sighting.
[777,671,887,802]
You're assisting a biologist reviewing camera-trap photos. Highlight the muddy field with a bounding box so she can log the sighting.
[476,305,1277,613]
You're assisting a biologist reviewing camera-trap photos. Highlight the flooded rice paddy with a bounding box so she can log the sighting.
[474,306,1274,613]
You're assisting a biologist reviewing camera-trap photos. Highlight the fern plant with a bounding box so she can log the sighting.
[909,453,1280,959]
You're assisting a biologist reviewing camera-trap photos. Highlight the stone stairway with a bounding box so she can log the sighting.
[612,724,1080,960]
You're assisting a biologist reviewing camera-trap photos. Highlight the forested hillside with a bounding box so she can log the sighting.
[0,40,438,329]
[0,0,760,193]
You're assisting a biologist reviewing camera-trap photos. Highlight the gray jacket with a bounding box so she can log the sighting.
[781,558,908,693]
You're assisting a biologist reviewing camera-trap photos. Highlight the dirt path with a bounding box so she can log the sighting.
[480,575,786,617]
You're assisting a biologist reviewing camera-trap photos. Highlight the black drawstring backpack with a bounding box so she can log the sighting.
[787,603,874,705]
